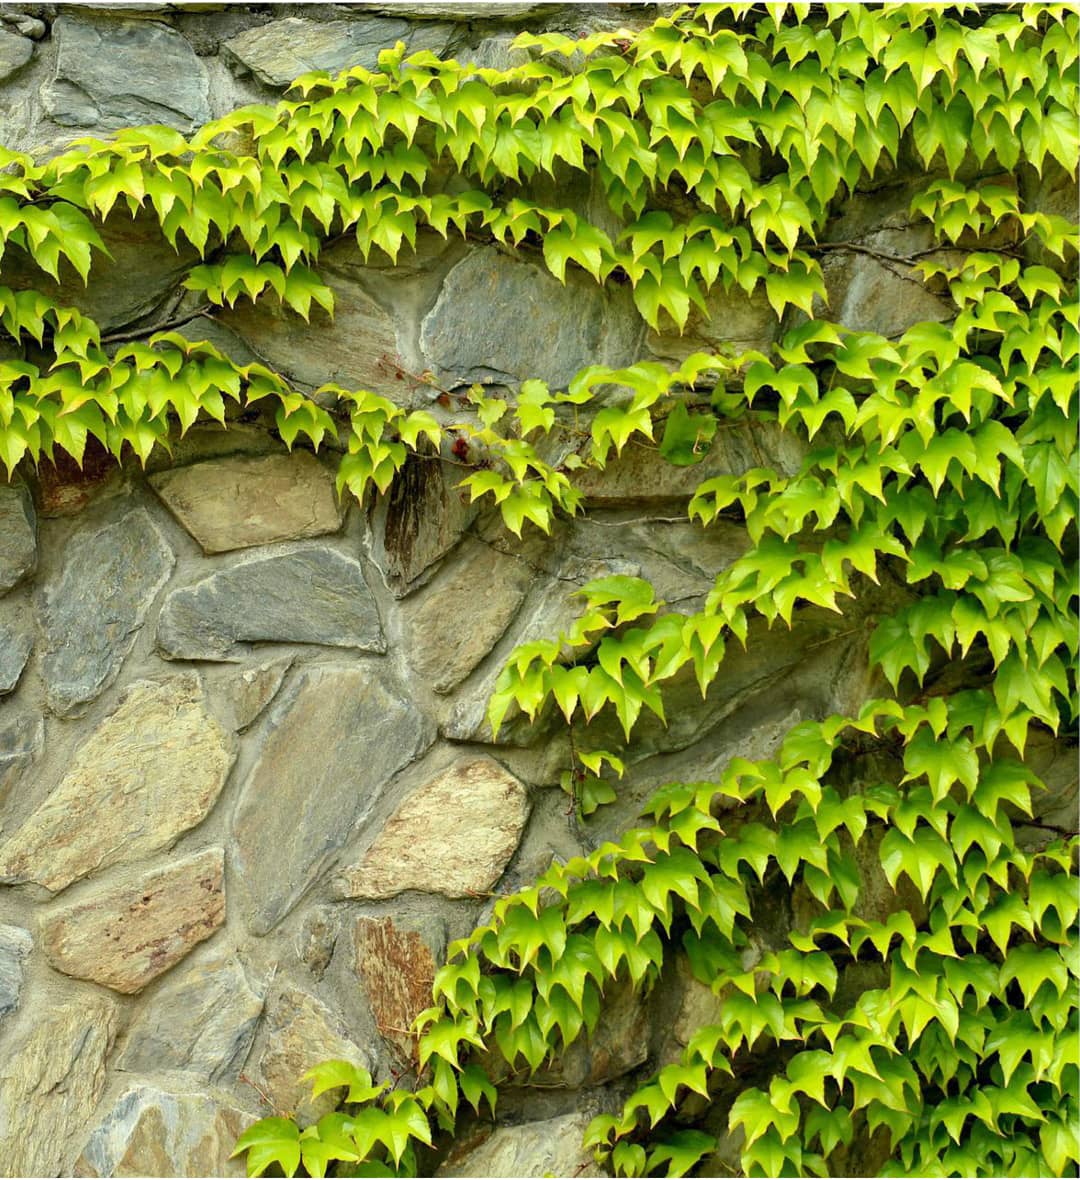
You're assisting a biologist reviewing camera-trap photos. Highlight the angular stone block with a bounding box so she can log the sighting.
[355,915,440,1063]
[0,481,35,592]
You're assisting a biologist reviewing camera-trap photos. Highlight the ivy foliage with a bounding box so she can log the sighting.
[0,2,1077,1177]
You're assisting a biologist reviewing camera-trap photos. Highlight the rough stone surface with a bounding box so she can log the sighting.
[819,251,952,338]
[0,29,32,80]
[234,664,436,934]
[355,915,439,1064]
[74,1086,250,1178]
[648,285,779,362]
[157,545,385,661]
[438,1113,603,1178]
[255,987,373,1125]
[227,655,293,731]
[0,481,35,591]
[0,991,119,1177]
[119,955,263,1084]
[43,16,211,130]
[30,441,126,516]
[0,675,235,892]
[356,2,552,17]
[0,711,42,804]
[336,756,529,899]
[41,848,227,994]
[0,595,32,695]
[0,924,31,1021]
[39,508,175,716]
[150,453,345,554]
[420,246,645,389]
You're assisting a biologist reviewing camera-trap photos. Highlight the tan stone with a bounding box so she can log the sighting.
[0,675,235,892]
[228,656,293,731]
[0,991,119,1176]
[150,453,345,554]
[42,848,226,994]
[355,916,438,1064]
[438,1113,603,1178]
[335,757,529,900]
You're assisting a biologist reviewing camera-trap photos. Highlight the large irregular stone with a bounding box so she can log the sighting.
[0,711,42,804]
[74,1086,249,1178]
[0,29,32,81]
[0,595,32,695]
[420,246,645,390]
[42,16,210,131]
[438,1113,602,1178]
[41,848,226,994]
[255,987,373,1125]
[157,546,385,662]
[0,925,31,1021]
[223,17,454,88]
[648,285,779,363]
[818,250,951,338]
[150,453,345,554]
[0,991,119,1177]
[0,675,235,892]
[119,955,264,1084]
[335,756,529,899]
[38,508,175,717]
[355,915,440,1064]
[0,481,35,591]
[234,664,436,934]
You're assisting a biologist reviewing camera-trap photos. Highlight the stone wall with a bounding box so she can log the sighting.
[0,5,1076,1179]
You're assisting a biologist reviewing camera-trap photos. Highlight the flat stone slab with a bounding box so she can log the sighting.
[0,991,119,1177]
[234,664,436,934]
[38,507,175,717]
[335,756,529,899]
[150,453,345,554]
[157,546,385,661]
[41,848,226,994]
[0,675,235,893]
[0,482,35,592]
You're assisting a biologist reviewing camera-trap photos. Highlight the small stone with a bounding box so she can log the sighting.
[355,2,552,17]
[234,664,436,934]
[255,988,373,1126]
[8,15,46,40]
[150,453,345,554]
[0,481,35,592]
[355,915,440,1064]
[38,508,175,717]
[420,246,644,390]
[0,712,42,804]
[0,925,31,1020]
[0,29,32,81]
[74,1086,250,1178]
[297,908,339,982]
[0,675,235,892]
[41,848,226,994]
[0,991,119,1177]
[42,16,210,131]
[0,596,32,695]
[229,656,293,731]
[437,1113,602,1178]
[157,546,385,662]
[335,756,529,900]
[119,955,264,1084]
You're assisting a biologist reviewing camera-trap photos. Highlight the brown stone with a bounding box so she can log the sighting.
[42,849,226,994]
[335,756,529,900]
[355,916,438,1064]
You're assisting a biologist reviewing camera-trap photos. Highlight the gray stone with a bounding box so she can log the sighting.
[0,481,35,591]
[42,16,210,131]
[0,711,42,804]
[223,17,454,88]
[150,453,345,554]
[39,508,175,717]
[41,848,227,994]
[157,545,385,662]
[0,675,235,892]
[234,664,436,934]
[0,595,32,695]
[297,908,339,982]
[335,756,529,899]
[457,32,531,71]
[119,955,264,1084]
[3,14,45,40]
[420,246,645,390]
[0,924,31,1020]
[0,991,119,1177]
[0,29,31,80]
[647,285,779,362]
[818,251,951,338]
[438,1113,602,1178]
[228,656,293,731]
[356,2,552,18]
[74,1086,250,1178]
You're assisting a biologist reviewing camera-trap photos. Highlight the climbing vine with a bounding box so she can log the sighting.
[0,2,1077,1176]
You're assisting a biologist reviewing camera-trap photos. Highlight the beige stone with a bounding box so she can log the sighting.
[355,916,438,1064]
[0,675,235,892]
[150,453,345,554]
[438,1113,603,1178]
[0,991,118,1176]
[335,757,529,900]
[228,656,293,731]
[42,848,226,994]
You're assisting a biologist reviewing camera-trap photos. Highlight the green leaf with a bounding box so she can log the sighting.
[231,1118,301,1178]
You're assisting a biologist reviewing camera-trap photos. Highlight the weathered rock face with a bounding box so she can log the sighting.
[233,664,436,934]
[355,915,440,1063]
[0,675,235,892]
[0,28,32,81]
[0,711,42,803]
[118,955,264,1084]
[0,925,31,1022]
[0,991,119,1177]
[41,848,227,994]
[74,1086,250,1178]
[0,595,32,695]
[226,655,293,731]
[336,756,529,899]
[38,508,175,716]
[0,481,35,591]
[150,453,345,554]
[158,546,385,661]
[437,1112,603,1178]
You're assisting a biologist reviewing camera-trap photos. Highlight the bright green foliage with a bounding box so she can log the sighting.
[1,2,1077,1177]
